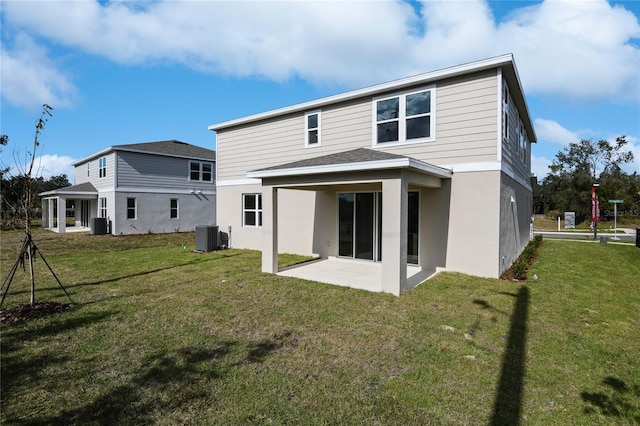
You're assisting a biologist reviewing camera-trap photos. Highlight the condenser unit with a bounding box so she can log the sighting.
[195,225,218,252]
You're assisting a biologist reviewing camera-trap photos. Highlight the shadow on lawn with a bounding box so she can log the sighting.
[8,331,295,425]
[1,309,117,398]
[489,286,529,426]
[581,376,640,422]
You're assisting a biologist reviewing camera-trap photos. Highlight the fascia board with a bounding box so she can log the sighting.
[247,159,453,179]
[72,147,215,166]
[209,54,515,131]
[71,146,114,166]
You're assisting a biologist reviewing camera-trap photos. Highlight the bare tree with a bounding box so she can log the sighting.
[1,104,72,308]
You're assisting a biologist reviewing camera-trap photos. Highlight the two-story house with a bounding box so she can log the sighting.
[40,140,216,235]
[208,54,536,295]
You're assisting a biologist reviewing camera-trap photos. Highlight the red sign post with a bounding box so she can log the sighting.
[591,185,600,239]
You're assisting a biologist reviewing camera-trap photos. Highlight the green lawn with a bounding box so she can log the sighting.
[1,230,639,425]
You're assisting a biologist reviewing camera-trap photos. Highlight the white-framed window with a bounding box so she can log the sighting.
[126,197,136,220]
[305,111,321,147]
[243,193,262,227]
[99,157,107,178]
[170,199,179,219]
[190,161,214,182]
[87,163,90,177]
[99,197,107,218]
[503,82,510,142]
[374,87,434,146]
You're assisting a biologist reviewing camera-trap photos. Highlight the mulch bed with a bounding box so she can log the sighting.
[0,302,72,325]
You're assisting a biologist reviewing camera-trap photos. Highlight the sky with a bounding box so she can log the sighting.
[1,0,639,183]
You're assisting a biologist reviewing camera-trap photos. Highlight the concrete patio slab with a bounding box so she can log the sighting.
[277,257,437,293]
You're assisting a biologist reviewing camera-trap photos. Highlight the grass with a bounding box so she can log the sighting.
[1,229,639,424]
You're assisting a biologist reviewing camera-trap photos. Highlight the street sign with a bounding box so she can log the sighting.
[609,199,624,203]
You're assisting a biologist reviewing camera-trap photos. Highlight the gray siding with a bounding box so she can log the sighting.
[74,153,116,190]
[116,151,215,191]
[501,81,532,186]
[216,71,499,182]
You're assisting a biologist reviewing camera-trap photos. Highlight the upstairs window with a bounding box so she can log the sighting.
[87,163,90,177]
[305,111,321,147]
[503,82,510,142]
[374,88,434,145]
[99,157,107,178]
[190,161,214,182]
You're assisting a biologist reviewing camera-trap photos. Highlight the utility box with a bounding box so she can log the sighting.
[91,217,108,235]
[195,225,218,252]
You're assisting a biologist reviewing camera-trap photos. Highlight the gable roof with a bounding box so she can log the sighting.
[208,54,536,143]
[247,148,452,179]
[72,140,216,166]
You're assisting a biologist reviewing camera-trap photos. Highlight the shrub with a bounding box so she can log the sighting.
[502,235,543,281]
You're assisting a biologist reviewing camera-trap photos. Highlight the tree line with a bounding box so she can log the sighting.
[534,136,639,224]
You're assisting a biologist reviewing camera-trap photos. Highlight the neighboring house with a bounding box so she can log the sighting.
[40,140,216,235]
[208,54,536,295]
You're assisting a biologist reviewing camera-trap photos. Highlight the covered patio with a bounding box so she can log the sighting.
[39,182,98,233]
[247,148,453,296]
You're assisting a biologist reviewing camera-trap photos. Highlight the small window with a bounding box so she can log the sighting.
[99,157,107,178]
[170,199,178,219]
[87,163,90,177]
[126,198,136,220]
[305,111,321,147]
[189,161,214,182]
[99,198,107,218]
[243,193,262,227]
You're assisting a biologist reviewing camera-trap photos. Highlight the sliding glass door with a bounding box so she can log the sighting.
[338,191,419,265]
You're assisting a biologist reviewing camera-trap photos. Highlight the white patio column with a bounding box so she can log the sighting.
[381,176,408,295]
[42,199,49,228]
[57,196,66,233]
[48,199,55,230]
[261,186,278,273]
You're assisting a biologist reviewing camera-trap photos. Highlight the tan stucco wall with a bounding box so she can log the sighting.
[216,184,318,255]
[445,170,501,278]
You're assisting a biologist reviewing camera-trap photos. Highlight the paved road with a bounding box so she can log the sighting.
[534,228,637,243]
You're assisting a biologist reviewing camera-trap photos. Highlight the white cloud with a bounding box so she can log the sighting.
[534,118,581,146]
[0,33,77,111]
[1,0,638,109]
[7,154,76,180]
[531,154,553,180]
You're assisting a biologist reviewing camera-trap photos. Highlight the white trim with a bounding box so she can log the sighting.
[40,191,97,198]
[209,54,516,131]
[442,161,533,191]
[441,161,502,173]
[115,186,216,195]
[305,110,322,148]
[247,158,453,179]
[216,178,262,187]
[496,68,503,163]
[72,146,216,166]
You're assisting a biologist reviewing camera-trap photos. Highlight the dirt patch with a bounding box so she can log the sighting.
[0,302,72,325]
